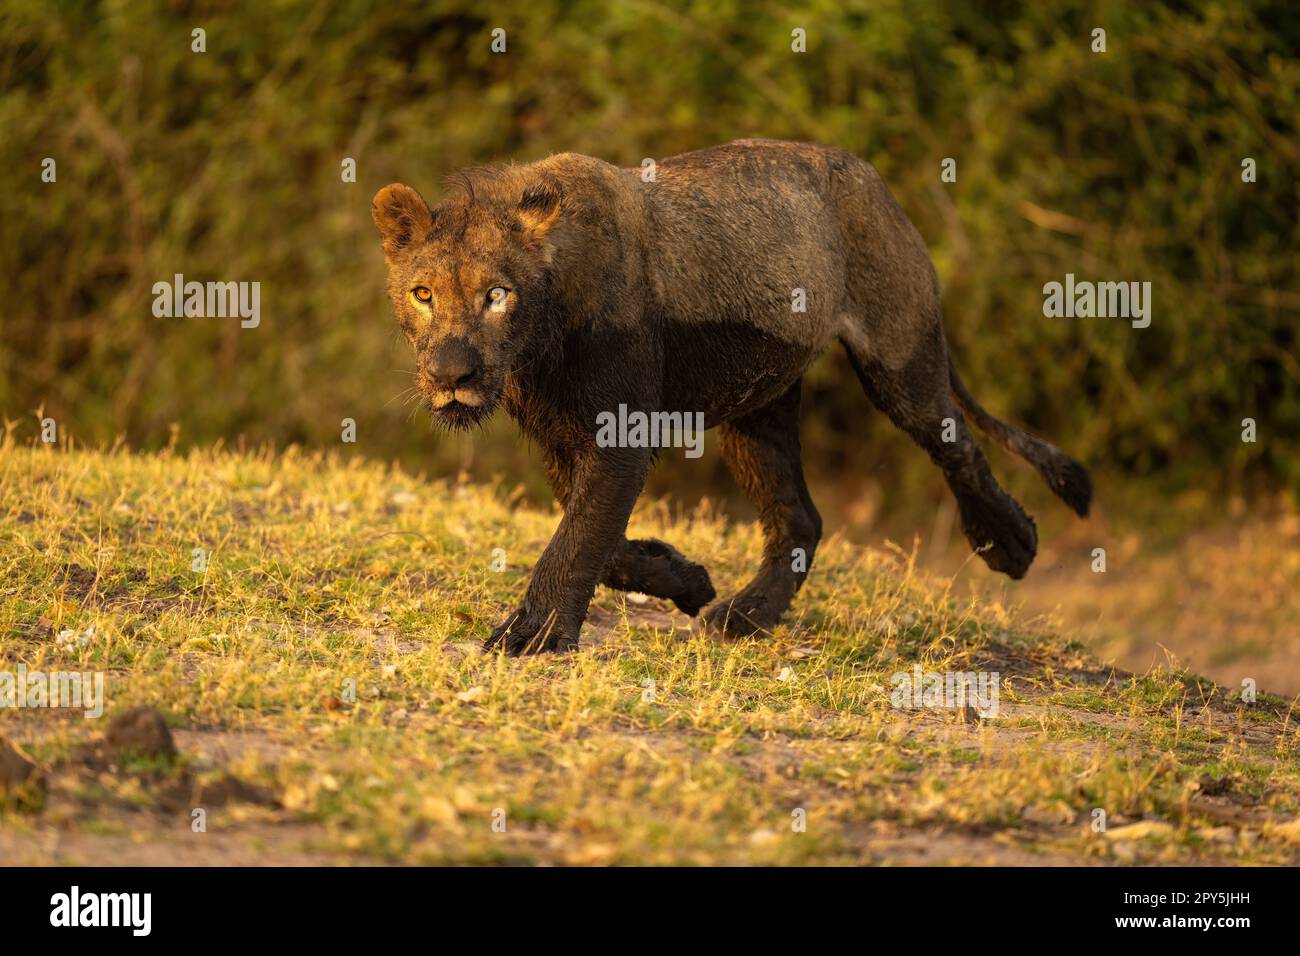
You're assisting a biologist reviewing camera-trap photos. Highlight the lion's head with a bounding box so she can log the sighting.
[372,171,562,430]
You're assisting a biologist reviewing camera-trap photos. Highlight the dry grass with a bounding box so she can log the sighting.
[1005,515,1300,697]
[2,442,1299,865]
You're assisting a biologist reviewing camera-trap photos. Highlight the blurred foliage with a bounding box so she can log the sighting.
[1,0,1297,516]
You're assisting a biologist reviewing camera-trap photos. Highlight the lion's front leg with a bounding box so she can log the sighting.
[485,445,652,655]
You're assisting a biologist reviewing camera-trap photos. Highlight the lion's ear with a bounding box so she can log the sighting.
[372,183,433,258]
[516,180,562,240]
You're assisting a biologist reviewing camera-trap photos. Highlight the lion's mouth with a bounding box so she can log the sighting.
[436,387,484,408]
[431,400,486,431]
[429,385,499,431]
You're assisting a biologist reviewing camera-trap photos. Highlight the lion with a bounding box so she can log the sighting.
[372,139,1091,654]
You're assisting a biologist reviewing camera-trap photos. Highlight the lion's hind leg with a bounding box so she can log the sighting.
[702,381,821,638]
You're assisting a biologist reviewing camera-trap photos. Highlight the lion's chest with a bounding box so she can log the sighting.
[660,319,819,426]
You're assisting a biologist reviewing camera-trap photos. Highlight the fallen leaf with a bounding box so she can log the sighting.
[1023,801,1075,826]
[1269,819,1300,845]
[1104,820,1175,841]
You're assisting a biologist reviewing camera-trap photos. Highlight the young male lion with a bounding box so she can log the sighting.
[372,139,1091,654]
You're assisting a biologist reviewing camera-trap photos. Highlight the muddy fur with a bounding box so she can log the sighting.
[372,139,1092,654]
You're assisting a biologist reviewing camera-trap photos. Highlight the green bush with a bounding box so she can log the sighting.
[2,0,1296,509]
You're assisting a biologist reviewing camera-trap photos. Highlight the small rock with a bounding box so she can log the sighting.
[104,706,177,761]
[1196,774,1237,796]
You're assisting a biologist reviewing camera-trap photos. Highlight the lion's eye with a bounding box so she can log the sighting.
[487,287,510,309]
[411,286,432,303]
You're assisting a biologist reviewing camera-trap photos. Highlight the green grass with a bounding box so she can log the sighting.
[2,442,1299,865]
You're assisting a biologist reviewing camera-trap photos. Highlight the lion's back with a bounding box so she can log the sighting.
[633,141,855,341]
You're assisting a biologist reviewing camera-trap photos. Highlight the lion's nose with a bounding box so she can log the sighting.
[427,339,483,390]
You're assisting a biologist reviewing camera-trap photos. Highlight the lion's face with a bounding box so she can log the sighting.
[372,177,561,431]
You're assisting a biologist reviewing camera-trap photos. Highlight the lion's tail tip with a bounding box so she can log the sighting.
[1040,453,1092,518]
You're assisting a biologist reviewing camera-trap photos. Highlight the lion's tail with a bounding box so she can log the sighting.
[949,365,1092,517]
